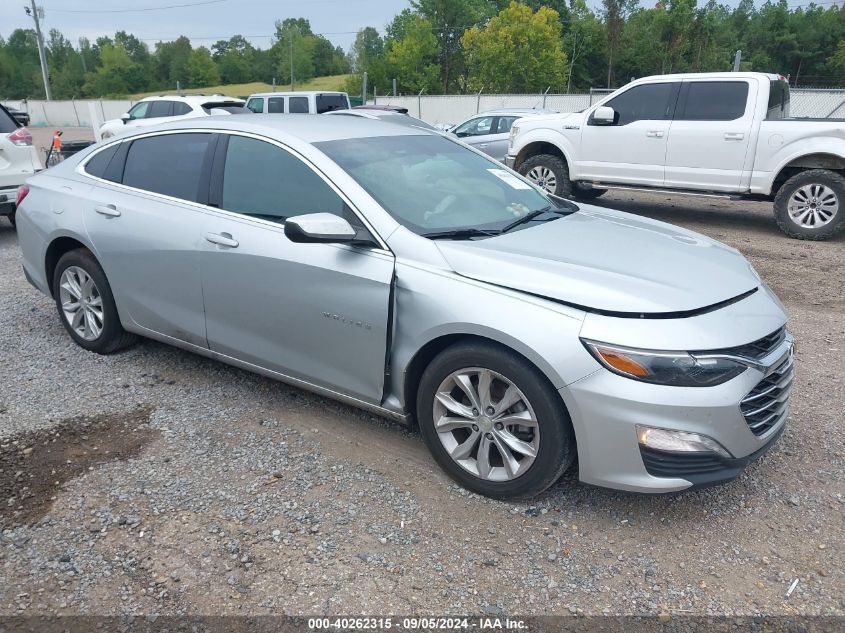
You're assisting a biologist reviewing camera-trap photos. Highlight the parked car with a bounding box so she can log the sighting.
[508,72,845,240]
[0,104,40,228]
[449,109,557,162]
[99,94,247,139]
[245,91,350,115]
[325,108,438,131]
[17,116,792,499]
[6,106,30,127]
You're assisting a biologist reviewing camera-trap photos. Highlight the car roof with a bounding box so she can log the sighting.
[138,94,243,104]
[472,108,557,116]
[248,91,347,98]
[119,114,432,144]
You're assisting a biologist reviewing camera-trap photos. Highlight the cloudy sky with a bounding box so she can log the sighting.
[1,0,412,52]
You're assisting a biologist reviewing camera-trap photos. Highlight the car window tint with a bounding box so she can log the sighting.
[767,80,790,120]
[678,82,749,121]
[84,144,120,178]
[0,106,18,133]
[128,102,151,119]
[268,97,285,113]
[495,116,519,134]
[455,116,494,136]
[173,102,192,116]
[605,83,678,125]
[221,135,346,223]
[147,101,173,118]
[247,98,264,113]
[122,133,213,202]
[288,97,309,113]
[315,94,347,113]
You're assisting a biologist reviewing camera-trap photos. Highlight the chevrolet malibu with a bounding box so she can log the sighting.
[16,117,794,499]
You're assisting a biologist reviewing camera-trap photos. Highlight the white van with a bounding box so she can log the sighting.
[245,91,350,115]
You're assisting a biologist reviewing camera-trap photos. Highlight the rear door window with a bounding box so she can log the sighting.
[767,80,790,120]
[268,97,285,113]
[288,97,309,113]
[147,101,174,118]
[315,94,348,114]
[495,116,519,134]
[122,133,214,202]
[676,82,749,121]
[173,102,192,116]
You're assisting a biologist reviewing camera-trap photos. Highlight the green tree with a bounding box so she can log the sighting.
[386,15,441,94]
[154,36,193,87]
[82,43,142,96]
[185,47,220,87]
[461,1,569,93]
[273,19,315,86]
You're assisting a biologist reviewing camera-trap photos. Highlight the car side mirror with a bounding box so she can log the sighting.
[591,106,615,125]
[284,213,357,243]
[120,113,131,123]
[455,130,468,138]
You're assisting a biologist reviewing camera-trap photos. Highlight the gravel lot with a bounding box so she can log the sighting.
[0,146,843,619]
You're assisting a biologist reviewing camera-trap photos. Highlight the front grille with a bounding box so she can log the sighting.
[740,354,794,436]
[701,326,786,360]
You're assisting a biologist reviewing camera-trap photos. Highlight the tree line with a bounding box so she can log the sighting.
[1,0,844,100]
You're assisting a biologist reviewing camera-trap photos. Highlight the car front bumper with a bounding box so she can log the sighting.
[559,334,793,493]
[504,155,516,169]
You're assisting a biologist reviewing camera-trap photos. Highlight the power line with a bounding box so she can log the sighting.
[50,0,229,14]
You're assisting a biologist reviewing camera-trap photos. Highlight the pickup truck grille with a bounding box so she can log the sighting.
[740,354,794,437]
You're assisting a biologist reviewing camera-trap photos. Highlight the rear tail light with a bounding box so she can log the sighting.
[16,185,30,207]
[8,127,33,146]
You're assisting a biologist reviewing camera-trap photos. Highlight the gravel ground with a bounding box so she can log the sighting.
[0,162,843,618]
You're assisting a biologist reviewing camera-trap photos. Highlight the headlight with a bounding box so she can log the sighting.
[581,339,746,387]
[509,125,520,146]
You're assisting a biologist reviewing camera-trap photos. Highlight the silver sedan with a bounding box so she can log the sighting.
[16,116,792,499]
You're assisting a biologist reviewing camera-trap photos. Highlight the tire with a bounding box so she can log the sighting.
[572,183,607,200]
[773,169,845,240]
[417,341,576,499]
[7,211,15,229]
[518,154,572,198]
[52,249,137,354]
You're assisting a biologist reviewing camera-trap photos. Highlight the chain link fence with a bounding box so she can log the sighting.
[372,88,845,126]
[3,88,843,128]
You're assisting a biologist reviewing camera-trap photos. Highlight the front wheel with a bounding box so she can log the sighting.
[774,169,845,240]
[417,341,576,499]
[518,154,572,198]
[52,249,137,354]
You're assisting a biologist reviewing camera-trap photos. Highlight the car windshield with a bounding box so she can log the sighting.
[316,134,564,236]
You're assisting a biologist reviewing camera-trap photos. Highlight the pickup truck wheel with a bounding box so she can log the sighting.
[572,183,607,200]
[519,154,572,198]
[417,341,575,499]
[774,169,845,240]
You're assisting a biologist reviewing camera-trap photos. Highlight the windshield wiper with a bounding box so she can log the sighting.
[500,205,562,233]
[422,228,501,240]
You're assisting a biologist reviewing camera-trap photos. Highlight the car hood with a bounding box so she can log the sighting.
[435,206,759,315]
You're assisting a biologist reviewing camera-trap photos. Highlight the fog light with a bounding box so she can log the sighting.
[636,425,731,458]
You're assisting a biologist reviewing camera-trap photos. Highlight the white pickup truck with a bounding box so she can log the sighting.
[507,72,845,240]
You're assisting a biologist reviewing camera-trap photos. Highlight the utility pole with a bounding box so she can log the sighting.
[25,0,52,100]
[289,35,294,90]
[733,50,742,72]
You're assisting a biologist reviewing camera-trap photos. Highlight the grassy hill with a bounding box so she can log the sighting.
[131,75,352,100]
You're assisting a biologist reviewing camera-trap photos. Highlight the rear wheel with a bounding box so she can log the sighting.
[518,154,572,198]
[52,249,137,354]
[417,341,575,499]
[774,169,845,240]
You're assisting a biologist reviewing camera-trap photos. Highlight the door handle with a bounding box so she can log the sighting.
[724,132,745,141]
[205,232,239,248]
[94,204,121,217]
[645,131,664,138]
[478,143,489,148]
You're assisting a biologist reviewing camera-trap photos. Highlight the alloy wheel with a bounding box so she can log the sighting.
[525,166,557,194]
[59,266,104,341]
[788,184,838,228]
[432,367,539,482]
